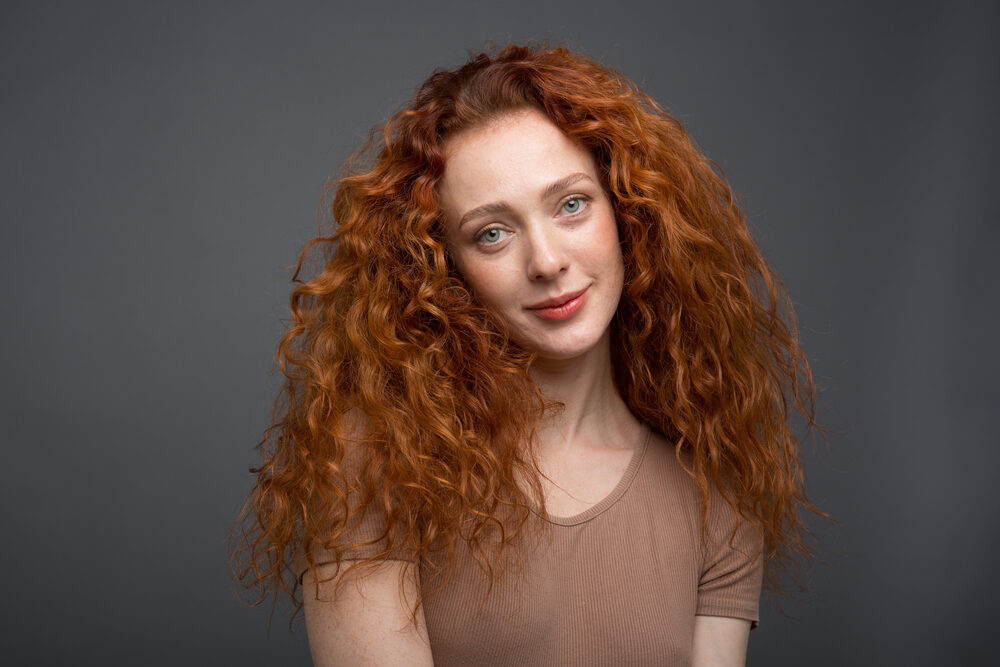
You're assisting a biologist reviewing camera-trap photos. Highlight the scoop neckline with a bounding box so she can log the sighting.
[535,423,652,527]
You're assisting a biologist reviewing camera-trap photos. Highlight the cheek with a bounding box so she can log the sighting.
[605,246,625,294]
[454,256,514,310]
[591,211,624,274]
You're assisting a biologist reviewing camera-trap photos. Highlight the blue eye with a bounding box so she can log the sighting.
[562,197,585,214]
[478,228,507,244]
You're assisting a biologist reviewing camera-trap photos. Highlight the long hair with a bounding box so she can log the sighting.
[231,43,829,618]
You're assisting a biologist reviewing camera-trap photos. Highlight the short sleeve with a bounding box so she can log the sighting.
[294,442,418,585]
[695,493,765,629]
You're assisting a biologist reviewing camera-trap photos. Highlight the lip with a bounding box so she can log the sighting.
[526,287,589,310]
[526,286,589,321]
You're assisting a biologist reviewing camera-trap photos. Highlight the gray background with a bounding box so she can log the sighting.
[2,1,997,665]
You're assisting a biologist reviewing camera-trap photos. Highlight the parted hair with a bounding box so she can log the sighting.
[232,43,828,617]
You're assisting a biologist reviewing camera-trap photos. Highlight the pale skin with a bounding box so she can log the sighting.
[304,108,752,666]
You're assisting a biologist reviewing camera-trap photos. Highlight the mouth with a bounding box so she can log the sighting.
[526,286,589,321]
[526,287,589,311]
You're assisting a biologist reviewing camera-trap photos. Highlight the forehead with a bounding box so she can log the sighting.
[438,109,598,219]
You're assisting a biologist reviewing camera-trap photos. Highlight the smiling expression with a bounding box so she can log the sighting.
[438,108,625,363]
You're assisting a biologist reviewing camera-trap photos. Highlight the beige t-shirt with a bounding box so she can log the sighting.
[300,425,764,666]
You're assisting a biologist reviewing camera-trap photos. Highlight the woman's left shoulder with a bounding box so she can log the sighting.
[637,427,702,495]
[637,426,760,542]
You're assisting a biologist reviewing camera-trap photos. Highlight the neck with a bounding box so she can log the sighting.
[528,329,641,458]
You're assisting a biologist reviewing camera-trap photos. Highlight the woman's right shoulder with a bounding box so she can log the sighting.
[302,559,434,666]
[336,407,376,474]
[295,406,418,584]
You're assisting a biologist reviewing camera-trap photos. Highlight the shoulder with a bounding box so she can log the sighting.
[639,427,693,487]
[625,425,765,626]
[638,426,762,554]
[635,427,703,509]
[626,427,706,542]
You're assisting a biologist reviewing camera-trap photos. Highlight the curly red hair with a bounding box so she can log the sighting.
[232,43,829,617]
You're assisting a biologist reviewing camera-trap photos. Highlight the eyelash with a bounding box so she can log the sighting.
[474,195,591,246]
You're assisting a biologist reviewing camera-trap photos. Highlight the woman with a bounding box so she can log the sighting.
[234,44,827,666]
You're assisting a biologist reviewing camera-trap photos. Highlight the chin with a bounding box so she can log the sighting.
[526,331,608,363]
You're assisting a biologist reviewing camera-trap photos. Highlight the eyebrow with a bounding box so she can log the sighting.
[456,172,594,229]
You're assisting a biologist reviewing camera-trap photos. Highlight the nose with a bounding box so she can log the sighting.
[525,224,569,281]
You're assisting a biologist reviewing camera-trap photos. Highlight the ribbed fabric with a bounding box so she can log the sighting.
[300,425,764,666]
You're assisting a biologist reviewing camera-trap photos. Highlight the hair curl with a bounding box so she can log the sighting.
[231,43,830,620]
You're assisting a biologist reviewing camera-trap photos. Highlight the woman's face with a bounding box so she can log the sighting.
[438,108,624,363]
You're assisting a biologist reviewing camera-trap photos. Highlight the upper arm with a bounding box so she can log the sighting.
[302,560,434,667]
[301,409,433,665]
[695,494,764,628]
[691,615,751,667]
